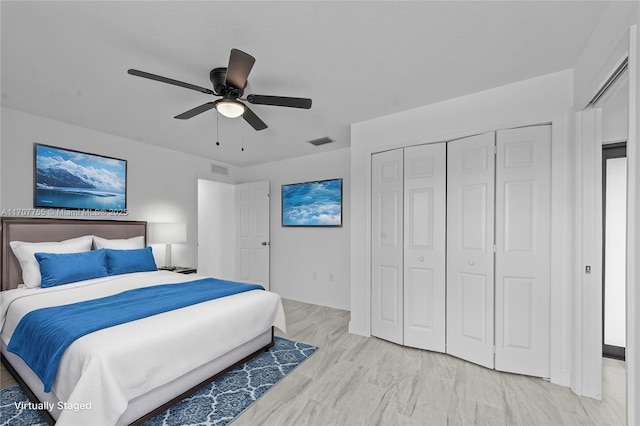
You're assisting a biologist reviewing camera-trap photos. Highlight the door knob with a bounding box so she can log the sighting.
[419,257,424,262]
[261,242,270,246]
[468,260,475,266]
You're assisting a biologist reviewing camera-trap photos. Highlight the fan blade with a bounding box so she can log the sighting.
[128,69,215,95]
[246,94,312,109]
[243,106,268,131]
[174,102,217,119]
[225,49,255,90]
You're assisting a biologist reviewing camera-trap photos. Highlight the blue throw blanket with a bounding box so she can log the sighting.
[7,278,264,392]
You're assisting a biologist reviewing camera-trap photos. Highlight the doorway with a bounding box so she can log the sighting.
[602,143,627,361]
[196,178,271,288]
[197,178,236,279]
[589,56,629,422]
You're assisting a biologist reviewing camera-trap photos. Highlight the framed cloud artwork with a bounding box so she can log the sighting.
[281,178,342,227]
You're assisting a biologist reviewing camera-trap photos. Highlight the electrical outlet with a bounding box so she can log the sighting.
[585,265,591,274]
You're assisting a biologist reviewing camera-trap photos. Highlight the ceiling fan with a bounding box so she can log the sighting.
[128,48,312,131]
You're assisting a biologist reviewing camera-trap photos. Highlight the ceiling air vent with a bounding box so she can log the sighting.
[211,163,229,176]
[307,137,334,147]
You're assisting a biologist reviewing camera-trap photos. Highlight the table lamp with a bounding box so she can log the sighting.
[149,222,187,269]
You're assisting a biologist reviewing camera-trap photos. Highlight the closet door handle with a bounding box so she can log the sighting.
[419,257,424,262]
[468,260,475,266]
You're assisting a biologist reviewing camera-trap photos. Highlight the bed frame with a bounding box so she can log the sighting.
[0,217,274,425]
[1,217,147,291]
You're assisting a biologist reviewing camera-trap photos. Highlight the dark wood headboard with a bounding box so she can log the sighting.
[1,218,147,291]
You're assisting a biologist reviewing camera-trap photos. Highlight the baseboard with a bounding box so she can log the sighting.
[348,320,370,337]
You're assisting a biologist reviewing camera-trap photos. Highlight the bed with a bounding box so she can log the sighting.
[0,217,286,425]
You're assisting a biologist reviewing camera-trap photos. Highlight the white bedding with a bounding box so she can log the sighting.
[0,271,286,425]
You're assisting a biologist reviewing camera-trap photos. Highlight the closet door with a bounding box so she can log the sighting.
[446,132,496,369]
[371,149,404,345]
[404,144,446,352]
[495,125,551,377]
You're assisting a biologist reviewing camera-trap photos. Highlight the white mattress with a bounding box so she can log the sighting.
[0,271,286,425]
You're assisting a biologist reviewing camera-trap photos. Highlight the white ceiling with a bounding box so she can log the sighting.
[1,1,610,167]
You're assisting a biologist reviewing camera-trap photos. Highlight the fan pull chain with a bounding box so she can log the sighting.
[215,113,220,146]
[241,120,245,152]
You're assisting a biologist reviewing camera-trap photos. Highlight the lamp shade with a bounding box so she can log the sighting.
[149,223,187,244]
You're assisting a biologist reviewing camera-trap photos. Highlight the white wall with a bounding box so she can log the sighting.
[0,107,240,268]
[350,69,574,386]
[628,19,640,426]
[616,18,640,426]
[0,106,350,310]
[239,148,350,310]
[0,109,3,213]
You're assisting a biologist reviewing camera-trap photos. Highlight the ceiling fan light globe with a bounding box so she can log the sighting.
[215,100,245,118]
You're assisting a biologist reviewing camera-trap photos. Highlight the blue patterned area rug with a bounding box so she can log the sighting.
[0,337,317,426]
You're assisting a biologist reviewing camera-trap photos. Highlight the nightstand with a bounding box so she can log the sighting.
[159,266,198,274]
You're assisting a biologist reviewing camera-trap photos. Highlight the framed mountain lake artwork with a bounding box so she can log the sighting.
[34,144,127,211]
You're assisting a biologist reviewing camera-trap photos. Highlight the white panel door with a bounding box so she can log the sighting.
[495,125,551,377]
[371,149,404,345]
[447,132,496,369]
[236,181,270,290]
[403,143,446,352]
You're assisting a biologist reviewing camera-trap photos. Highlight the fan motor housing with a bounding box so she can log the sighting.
[210,67,244,97]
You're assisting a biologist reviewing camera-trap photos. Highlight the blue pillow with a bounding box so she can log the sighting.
[105,247,157,276]
[35,250,109,288]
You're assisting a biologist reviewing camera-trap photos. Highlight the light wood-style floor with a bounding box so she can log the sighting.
[238,299,625,426]
[0,299,626,425]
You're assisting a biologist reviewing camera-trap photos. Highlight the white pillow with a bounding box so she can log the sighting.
[93,235,145,250]
[9,235,94,288]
